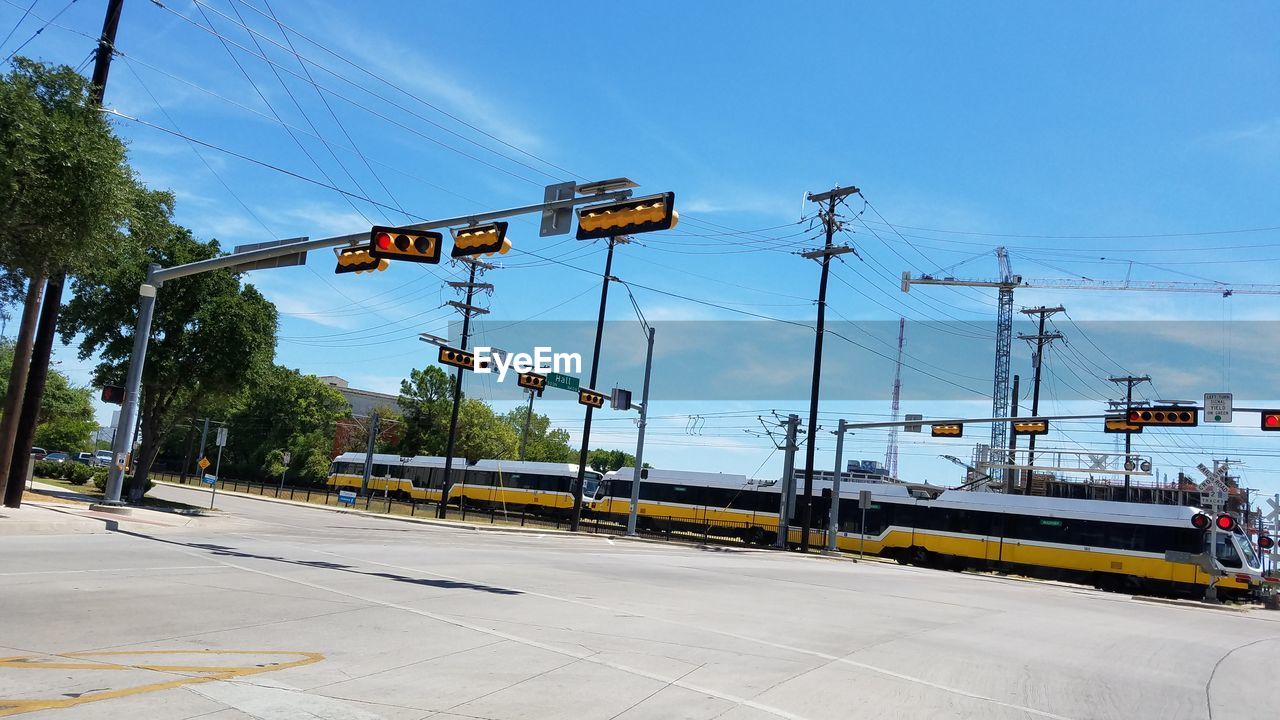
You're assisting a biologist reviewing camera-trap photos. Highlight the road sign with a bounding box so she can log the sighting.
[197,456,210,471]
[546,372,580,392]
[338,490,357,506]
[1264,495,1280,523]
[1203,392,1232,423]
[281,451,291,466]
[201,474,217,486]
[216,427,228,447]
[904,414,923,433]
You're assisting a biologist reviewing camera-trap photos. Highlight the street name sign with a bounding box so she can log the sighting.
[546,372,580,392]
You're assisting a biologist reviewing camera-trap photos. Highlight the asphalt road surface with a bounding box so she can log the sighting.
[1,483,1274,719]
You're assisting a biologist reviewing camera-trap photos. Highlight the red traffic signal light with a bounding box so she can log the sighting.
[100,385,124,405]
[451,222,510,258]
[1126,406,1198,427]
[1191,513,1211,530]
[1261,411,1280,431]
[1260,536,1275,550]
[370,226,442,264]
[1215,514,1236,531]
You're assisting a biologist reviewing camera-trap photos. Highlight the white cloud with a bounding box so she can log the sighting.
[1207,117,1280,158]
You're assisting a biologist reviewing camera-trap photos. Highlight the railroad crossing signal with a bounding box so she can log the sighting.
[930,423,963,438]
[1260,536,1275,551]
[517,371,546,396]
[1127,406,1198,427]
[1012,419,1049,436]
[1104,415,1143,434]
[451,222,510,258]
[438,346,476,371]
[578,388,607,409]
[335,245,387,274]
[576,192,678,240]
[369,226,442,264]
[1261,411,1280,431]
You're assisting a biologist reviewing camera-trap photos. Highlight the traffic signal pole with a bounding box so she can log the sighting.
[518,390,535,461]
[571,237,618,532]
[625,325,655,537]
[97,187,636,504]
[1108,375,1150,502]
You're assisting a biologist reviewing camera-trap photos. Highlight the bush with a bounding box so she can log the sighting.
[32,459,62,479]
[92,473,153,496]
[66,463,93,485]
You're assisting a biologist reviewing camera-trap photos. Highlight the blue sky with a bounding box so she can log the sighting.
[4,1,1280,497]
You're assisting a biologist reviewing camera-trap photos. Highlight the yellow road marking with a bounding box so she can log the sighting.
[0,649,323,717]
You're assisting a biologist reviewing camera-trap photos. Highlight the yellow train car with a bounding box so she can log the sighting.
[598,468,1263,598]
[327,452,605,515]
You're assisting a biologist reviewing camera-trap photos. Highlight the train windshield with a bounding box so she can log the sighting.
[1212,533,1243,568]
[1236,533,1261,569]
[583,473,603,499]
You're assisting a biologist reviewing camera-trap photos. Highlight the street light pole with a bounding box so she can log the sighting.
[626,325,655,537]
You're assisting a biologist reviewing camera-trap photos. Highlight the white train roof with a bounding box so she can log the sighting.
[929,490,1207,527]
[332,453,595,476]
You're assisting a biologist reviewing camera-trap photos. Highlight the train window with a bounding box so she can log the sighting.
[373,464,389,478]
[467,471,494,487]
[609,479,633,498]
[1213,533,1242,568]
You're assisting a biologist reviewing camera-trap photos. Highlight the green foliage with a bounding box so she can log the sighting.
[0,58,133,280]
[588,448,636,473]
[339,403,402,456]
[0,339,98,452]
[59,187,278,492]
[93,471,150,494]
[31,459,94,485]
[65,462,92,485]
[225,365,349,481]
[456,399,518,465]
[396,365,454,456]
[500,405,574,462]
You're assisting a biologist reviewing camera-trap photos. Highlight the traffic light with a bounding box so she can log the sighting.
[1215,514,1236,532]
[930,423,963,438]
[1191,513,1211,530]
[100,385,124,405]
[370,226,442,264]
[578,388,606,409]
[335,245,387,274]
[1012,419,1049,436]
[1126,406,1198,427]
[438,346,475,371]
[576,192,678,240]
[451,222,510,258]
[1104,415,1143,434]
[1260,535,1275,551]
[1261,411,1280,431]
[517,371,546,396]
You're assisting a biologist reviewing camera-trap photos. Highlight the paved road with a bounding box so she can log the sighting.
[1,483,1274,719]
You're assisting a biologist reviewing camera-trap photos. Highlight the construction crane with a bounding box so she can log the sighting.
[884,317,905,478]
[902,247,1280,455]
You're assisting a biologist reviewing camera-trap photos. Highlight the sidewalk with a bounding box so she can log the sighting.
[0,481,213,536]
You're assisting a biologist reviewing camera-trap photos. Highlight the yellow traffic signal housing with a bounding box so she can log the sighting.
[1127,406,1198,427]
[1104,415,1143,434]
[451,222,510,258]
[576,192,678,240]
[1012,419,1049,436]
[578,388,606,409]
[517,371,546,396]
[930,423,963,438]
[335,245,388,274]
[438,346,475,371]
[370,226,443,264]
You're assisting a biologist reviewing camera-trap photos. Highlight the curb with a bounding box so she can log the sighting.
[1129,595,1255,613]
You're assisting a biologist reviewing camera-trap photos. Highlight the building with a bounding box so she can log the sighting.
[792,459,893,485]
[318,376,399,417]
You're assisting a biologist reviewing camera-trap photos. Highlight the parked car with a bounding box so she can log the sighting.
[29,447,47,460]
[95,450,114,466]
[44,452,70,463]
[74,452,95,465]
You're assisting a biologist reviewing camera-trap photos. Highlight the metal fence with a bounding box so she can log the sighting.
[152,471,770,548]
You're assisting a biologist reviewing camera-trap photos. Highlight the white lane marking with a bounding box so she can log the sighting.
[158,543,815,720]
[0,564,222,577]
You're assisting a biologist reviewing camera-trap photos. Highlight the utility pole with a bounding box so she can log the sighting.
[626,325,655,537]
[518,390,535,461]
[798,185,859,552]
[1017,306,1064,495]
[774,414,801,549]
[1108,375,1151,503]
[360,410,378,498]
[3,0,126,509]
[571,236,625,532]
[438,257,492,518]
[1005,374,1020,492]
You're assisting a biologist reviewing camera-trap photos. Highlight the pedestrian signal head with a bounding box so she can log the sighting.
[370,226,442,264]
[576,192,678,240]
[451,222,510,258]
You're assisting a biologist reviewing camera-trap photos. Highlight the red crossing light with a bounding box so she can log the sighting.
[1191,513,1211,530]
[1260,536,1275,550]
[1215,514,1236,531]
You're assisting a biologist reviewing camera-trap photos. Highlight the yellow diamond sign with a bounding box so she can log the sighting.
[197,457,210,471]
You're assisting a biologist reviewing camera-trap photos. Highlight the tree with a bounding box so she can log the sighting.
[59,187,277,499]
[500,405,574,462]
[338,403,403,456]
[0,340,96,452]
[225,365,349,481]
[455,399,517,465]
[396,365,454,456]
[588,448,636,473]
